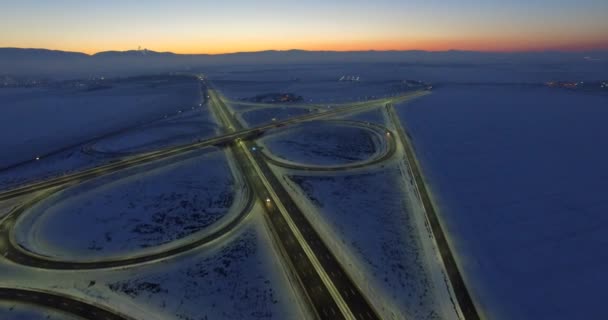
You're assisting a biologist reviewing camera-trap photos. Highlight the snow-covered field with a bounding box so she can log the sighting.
[0,209,307,320]
[2,60,607,319]
[280,164,460,319]
[97,211,307,320]
[336,107,387,126]
[239,106,312,127]
[261,121,384,167]
[0,106,215,190]
[213,78,408,104]
[14,149,243,261]
[90,118,216,155]
[0,76,201,168]
[397,85,608,319]
[207,61,607,87]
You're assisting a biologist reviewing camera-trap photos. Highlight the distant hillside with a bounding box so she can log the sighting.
[1,47,607,79]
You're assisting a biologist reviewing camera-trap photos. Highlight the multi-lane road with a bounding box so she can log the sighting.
[0,181,254,269]
[0,90,423,202]
[0,287,134,320]
[0,81,475,320]
[208,88,381,319]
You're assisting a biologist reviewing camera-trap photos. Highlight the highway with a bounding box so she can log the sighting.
[0,91,208,175]
[260,119,397,172]
[385,103,480,320]
[0,90,425,202]
[0,287,134,320]
[0,180,254,269]
[0,83,429,319]
[209,89,381,320]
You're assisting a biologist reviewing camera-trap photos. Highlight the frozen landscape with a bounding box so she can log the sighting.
[3,0,608,317]
[1,48,608,320]
[396,84,608,319]
[101,213,307,320]
[14,149,242,260]
[284,167,460,320]
[260,121,385,167]
[0,76,201,169]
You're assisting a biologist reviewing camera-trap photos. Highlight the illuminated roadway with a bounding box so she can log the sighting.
[0,287,134,320]
[259,119,397,172]
[385,103,480,320]
[0,91,426,202]
[0,84,434,319]
[0,182,254,269]
[209,88,383,320]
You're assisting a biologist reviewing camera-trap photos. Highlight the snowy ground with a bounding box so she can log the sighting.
[260,121,384,167]
[335,107,387,126]
[206,61,607,88]
[239,106,312,127]
[279,163,460,320]
[0,207,308,320]
[14,148,243,261]
[101,212,307,320]
[0,106,215,191]
[396,85,608,319]
[3,61,607,319]
[0,301,79,320]
[212,77,408,104]
[0,75,201,168]
[89,117,217,155]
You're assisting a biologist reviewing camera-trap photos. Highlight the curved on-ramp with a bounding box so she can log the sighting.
[0,287,134,320]
[0,169,254,270]
[260,120,397,172]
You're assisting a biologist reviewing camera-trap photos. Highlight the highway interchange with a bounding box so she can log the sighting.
[0,78,478,319]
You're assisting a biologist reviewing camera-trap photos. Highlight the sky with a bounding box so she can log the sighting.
[1,0,607,54]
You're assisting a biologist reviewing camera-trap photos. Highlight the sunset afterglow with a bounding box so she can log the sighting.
[1,0,607,54]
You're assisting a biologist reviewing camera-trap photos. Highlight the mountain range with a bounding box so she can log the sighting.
[1,47,606,78]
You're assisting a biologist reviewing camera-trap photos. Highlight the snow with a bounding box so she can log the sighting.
[90,119,216,155]
[2,61,607,319]
[336,107,387,126]
[14,148,242,261]
[0,76,201,168]
[0,107,215,191]
[0,147,97,190]
[396,85,608,319]
[239,106,312,127]
[282,165,460,320]
[260,121,384,166]
[212,77,409,104]
[0,301,79,320]
[0,209,306,320]
[101,210,308,320]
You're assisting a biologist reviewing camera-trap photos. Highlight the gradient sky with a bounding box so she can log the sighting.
[1,0,607,54]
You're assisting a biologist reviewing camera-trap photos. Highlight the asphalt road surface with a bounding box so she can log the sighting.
[0,90,425,202]
[209,88,382,320]
[260,119,397,172]
[0,83,429,319]
[386,103,480,320]
[0,287,135,320]
[0,181,254,269]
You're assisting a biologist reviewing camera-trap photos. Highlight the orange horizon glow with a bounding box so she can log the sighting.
[2,1,607,56]
[17,38,608,56]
